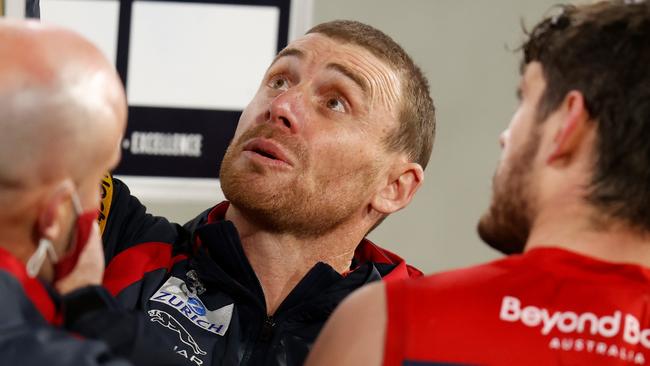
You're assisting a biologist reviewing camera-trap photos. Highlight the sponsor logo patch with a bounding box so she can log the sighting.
[150,276,233,336]
[500,295,647,364]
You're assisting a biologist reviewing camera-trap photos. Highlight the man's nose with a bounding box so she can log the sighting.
[265,89,302,134]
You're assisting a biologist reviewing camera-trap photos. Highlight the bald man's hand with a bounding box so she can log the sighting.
[55,223,105,295]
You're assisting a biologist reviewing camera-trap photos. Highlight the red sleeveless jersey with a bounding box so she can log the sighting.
[384,247,650,366]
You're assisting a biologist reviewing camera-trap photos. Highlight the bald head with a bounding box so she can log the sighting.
[0,20,126,190]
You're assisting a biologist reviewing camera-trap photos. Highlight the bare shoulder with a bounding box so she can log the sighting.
[305,281,387,366]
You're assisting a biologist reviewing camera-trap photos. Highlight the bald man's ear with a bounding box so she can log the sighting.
[37,180,74,242]
[371,162,424,215]
[547,91,591,164]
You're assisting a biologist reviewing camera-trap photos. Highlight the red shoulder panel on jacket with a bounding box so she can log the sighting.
[103,242,188,296]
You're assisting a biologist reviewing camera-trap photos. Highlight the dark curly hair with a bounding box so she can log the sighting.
[522,0,650,231]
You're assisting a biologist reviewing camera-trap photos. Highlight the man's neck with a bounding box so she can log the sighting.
[225,205,363,315]
[525,199,650,268]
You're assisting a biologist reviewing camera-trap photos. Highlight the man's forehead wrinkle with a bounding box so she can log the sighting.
[280,34,401,115]
[322,44,398,108]
[373,64,402,112]
[325,63,369,94]
[347,53,401,115]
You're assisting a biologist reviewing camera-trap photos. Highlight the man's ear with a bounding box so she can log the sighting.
[370,162,424,215]
[547,91,591,164]
[37,180,74,241]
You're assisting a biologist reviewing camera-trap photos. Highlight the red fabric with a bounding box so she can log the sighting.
[54,211,98,281]
[0,247,60,325]
[103,242,187,296]
[384,277,408,366]
[206,201,230,224]
[383,247,650,366]
[354,240,423,280]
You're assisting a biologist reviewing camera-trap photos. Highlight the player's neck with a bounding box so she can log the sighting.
[225,205,362,315]
[525,200,650,268]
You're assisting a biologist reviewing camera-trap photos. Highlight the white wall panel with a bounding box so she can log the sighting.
[40,0,120,63]
[127,1,279,110]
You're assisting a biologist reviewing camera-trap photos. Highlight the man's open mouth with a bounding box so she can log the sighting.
[242,138,293,166]
[251,147,279,160]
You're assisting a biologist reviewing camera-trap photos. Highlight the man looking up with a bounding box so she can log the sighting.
[306,1,650,365]
[101,20,435,365]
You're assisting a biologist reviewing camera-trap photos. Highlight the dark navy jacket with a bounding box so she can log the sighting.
[101,176,422,366]
[0,247,182,366]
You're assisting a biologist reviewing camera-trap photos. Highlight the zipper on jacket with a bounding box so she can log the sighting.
[259,315,276,342]
[241,314,278,365]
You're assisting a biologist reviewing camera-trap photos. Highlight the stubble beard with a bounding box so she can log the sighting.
[477,129,541,254]
[220,124,379,239]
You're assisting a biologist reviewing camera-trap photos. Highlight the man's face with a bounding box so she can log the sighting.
[220,33,402,237]
[478,62,546,254]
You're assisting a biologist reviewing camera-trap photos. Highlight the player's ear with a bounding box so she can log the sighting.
[370,162,423,215]
[546,91,591,165]
[37,180,75,242]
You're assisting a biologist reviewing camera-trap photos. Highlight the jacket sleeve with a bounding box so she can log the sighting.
[100,175,182,264]
[0,324,133,366]
[0,275,131,366]
[62,285,184,366]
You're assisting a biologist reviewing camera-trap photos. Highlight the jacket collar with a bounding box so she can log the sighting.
[192,220,381,319]
[0,247,61,325]
[186,201,419,317]
[203,201,422,280]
